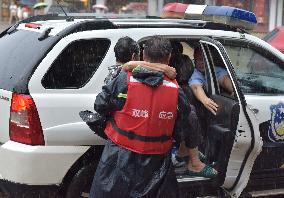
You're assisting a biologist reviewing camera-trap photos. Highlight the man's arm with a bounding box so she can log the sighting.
[215,67,234,95]
[191,84,218,115]
[218,75,234,95]
[123,61,177,79]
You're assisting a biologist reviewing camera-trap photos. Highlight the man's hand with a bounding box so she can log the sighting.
[191,84,219,115]
[201,97,218,115]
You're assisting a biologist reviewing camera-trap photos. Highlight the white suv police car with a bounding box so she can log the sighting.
[0,3,283,198]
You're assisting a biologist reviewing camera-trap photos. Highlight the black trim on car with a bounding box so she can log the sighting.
[57,19,117,38]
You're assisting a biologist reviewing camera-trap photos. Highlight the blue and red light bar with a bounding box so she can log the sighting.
[162,3,257,31]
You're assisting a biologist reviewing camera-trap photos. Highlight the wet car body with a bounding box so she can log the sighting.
[0,13,283,197]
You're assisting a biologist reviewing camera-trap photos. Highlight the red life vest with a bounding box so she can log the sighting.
[105,71,179,154]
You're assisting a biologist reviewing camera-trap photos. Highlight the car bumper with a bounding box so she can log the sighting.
[0,141,89,185]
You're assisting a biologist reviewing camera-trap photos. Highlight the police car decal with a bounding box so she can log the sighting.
[268,102,284,142]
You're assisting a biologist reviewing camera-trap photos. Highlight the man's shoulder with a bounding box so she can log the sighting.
[190,69,204,80]
[188,69,205,86]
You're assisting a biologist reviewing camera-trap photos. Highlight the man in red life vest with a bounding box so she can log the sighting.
[89,36,191,198]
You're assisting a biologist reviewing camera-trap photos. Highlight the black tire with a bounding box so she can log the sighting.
[65,162,97,198]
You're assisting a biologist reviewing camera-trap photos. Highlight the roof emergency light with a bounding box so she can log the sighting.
[162,3,257,31]
[162,3,188,19]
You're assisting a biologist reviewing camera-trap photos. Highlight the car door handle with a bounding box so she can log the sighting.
[247,104,259,114]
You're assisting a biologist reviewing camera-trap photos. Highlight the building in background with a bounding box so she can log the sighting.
[120,2,147,15]
[105,0,147,14]
[162,0,284,33]
[149,0,209,16]
[162,0,283,33]
[1,0,10,21]
[47,0,91,12]
[1,0,37,21]
[268,0,283,31]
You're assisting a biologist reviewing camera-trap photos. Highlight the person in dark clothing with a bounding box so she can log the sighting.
[89,36,191,198]
[169,41,217,178]
[123,42,217,178]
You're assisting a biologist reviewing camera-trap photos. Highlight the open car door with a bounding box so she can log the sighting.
[199,37,263,197]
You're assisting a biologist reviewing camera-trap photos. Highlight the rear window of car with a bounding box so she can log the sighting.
[42,39,110,89]
[0,29,56,93]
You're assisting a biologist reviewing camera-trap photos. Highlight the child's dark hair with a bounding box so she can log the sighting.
[114,36,140,64]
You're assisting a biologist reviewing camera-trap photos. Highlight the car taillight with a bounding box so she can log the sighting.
[9,93,44,145]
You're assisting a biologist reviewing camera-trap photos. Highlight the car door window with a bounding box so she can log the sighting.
[42,39,110,89]
[221,40,284,95]
[201,44,234,98]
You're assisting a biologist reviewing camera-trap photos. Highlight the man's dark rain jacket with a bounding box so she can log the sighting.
[89,67,191,198]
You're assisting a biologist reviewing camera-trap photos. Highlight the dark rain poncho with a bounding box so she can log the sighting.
[89,67,191,198]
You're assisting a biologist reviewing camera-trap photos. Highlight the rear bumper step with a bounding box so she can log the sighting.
[177,176,210,183]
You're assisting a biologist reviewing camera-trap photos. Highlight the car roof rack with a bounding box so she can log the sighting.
[3,13,247,39]
[109,18,242,32]
[21,13,148,22]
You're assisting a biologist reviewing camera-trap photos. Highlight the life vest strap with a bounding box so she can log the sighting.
[110,117,171,142]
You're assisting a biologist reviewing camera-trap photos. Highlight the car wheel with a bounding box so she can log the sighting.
[65,162,97,198]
